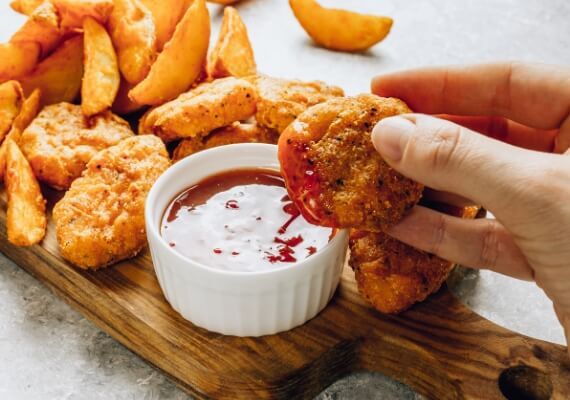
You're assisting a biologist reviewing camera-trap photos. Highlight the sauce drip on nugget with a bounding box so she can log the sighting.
[278,94,423,232]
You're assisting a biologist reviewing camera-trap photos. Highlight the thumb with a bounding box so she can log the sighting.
[371,114,544,217]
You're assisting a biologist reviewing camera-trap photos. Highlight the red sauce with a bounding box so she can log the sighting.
[161,168,334,272]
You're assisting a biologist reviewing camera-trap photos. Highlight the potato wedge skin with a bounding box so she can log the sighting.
[130,0,210,105]
[20,35,84,106]
[289,0,393,52]
[208,6,256,79]
[108,0,157,85]
[82,17,120,116]
[143,77,257,142]
[0,81,24,142]
[11,1,62,57]
[52,0,114,29]
[0,89,41,181]
[0,42,40,82]
[10,0,44,15]
[111,78,144,115]
[140,0,192,51]
[5,139,47,247]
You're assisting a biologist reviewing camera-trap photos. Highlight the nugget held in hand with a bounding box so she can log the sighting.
[254,75,343,133]
[5,139,46,246]
[173,122,278,161]
[349,204,482,314]
[53,135,170,269]
[20,102,133,189]
[279,94,422,231]
[142,77,257,142]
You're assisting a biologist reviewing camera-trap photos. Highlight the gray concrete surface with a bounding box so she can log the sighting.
[0,0,569,399]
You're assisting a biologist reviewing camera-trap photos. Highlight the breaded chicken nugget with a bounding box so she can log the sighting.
[53,135,170,269]
[141,77,257,142]
[172,122,278,161]
[279,94,422,232]
[349,205,482,314]
[19,102,134,189]
[254,75,343,133]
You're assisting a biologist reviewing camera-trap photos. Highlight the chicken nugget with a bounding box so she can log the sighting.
[279,94,422,232]
[254,75,344,133]
[172,122,278,161]
[349,204,482,314]
[53,135,170,269]
[142,77,257,142]
[19,102,134,189]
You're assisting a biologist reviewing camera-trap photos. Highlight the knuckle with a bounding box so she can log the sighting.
[425,123,464,171]
[426,213,447,255]
[479,220,501,268]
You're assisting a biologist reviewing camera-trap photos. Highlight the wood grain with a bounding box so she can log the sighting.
[0,194,568,399]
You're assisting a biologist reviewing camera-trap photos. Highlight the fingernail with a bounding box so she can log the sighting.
[372,116,415,162]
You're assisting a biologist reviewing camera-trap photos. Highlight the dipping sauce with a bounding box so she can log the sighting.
[161,168,335,272]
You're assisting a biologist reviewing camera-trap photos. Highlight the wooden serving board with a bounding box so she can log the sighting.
[1,195,569,400]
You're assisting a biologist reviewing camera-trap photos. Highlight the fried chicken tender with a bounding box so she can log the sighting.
[279,94,422,232]
[253,75,344,133]
[19,102,134,189]
[349,204,482,314]
[173,122,278,161]
[140,77,257,142]
[53,135,170,269]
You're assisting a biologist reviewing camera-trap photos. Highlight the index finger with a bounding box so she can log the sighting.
[371,62,570,130]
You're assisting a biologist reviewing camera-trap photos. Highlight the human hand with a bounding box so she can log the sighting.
[370,62,570,349]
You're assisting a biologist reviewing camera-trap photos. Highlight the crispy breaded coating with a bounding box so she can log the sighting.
[19,102,134,189]
[279,94,422,232]
[349,204,482,314]
[254,75,344,133]
[141,77,257,142]
[53,135,170,269]
[173,122,278,161]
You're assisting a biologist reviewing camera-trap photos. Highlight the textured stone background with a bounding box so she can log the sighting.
[0,0,569,399]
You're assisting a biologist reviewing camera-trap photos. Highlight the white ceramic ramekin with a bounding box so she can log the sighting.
[145,144,348,336]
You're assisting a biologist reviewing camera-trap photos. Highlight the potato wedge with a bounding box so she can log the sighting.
[108,0,157,85]
[5,139,47,246]
[52,0,114,29]
[0,81,24,142]
[11,1,62,57]
[208,7,255,79]
[112,78,143,115]
[0,89,41,181]
[82,17,120,116]
[10,0,44,15]
[289,0,393,52]
[140,0,192,51]
[20,35,84,106]
[130,0,210,105]
[207,0,240,4]
[0,42,41,82]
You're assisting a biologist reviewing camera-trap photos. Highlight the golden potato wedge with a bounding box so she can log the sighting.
[82,17,120,116]
[108,0,157,85]
[0,89,41,181]
[0,81,24,142]
[10,0,44,15]
[52,0,114,29]
[129,0,210,105]
[5,139,47,246]
[11,1,62,57]
[289,0,393,52]
[208,7,256,79]
[140,0,192,51]
[112,78,144,115]
[0,42,41,82]
[20,35,84,106]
